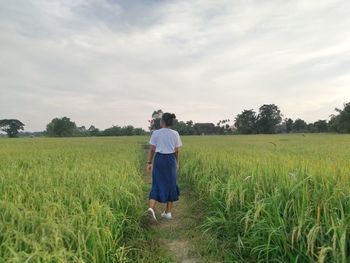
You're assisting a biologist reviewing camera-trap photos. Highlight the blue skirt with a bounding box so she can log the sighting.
[149,152,180,203]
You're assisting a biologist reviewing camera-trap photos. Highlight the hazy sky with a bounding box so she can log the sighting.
[1,0,350,131]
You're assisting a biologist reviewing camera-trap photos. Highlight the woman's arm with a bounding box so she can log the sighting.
[146,145,156,173]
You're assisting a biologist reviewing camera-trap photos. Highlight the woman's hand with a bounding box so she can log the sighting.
[146,163,152,174]
[176,162,179,171]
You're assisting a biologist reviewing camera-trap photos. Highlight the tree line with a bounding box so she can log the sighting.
[45,117,147,137]
[1,102,349,138]
[0,117,147,138]
[151,103,350,135]
[233,102,350,134]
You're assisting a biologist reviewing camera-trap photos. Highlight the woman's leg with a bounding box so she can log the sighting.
[165,202,173,213]
[149,199,156,210]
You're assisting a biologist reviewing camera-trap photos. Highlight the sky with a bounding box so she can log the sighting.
[1,0,350,132]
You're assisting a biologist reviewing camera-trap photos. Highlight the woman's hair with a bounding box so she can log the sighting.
[162,112,176,127]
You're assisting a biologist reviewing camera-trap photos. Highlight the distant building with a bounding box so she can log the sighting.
[193,123,216,135]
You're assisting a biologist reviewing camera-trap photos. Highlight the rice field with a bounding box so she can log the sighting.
[1,135,350,262]
[180,134,350,262]
[0,137,148,262]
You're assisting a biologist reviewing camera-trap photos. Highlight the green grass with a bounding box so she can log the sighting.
[0,137,153,262]
[180,134,350,262]
[1,135,350,262]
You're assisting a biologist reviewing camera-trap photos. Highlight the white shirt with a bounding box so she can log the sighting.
[149,128,182,154]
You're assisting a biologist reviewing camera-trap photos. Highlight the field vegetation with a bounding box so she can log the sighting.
[1,135,350,262]
[0,137,152,262]
[180,134,350,262]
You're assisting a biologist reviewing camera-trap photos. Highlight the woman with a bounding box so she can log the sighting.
[146,113,182,221]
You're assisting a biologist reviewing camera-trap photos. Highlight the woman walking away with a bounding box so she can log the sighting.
[146,113,182,221]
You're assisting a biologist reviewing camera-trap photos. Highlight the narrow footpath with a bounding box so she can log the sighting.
[142,145,223,263]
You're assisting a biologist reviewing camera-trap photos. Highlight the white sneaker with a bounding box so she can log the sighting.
[147,208,157,221]
[161,211,172,220]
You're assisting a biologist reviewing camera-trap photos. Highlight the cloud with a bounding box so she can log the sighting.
[1,0,350,131]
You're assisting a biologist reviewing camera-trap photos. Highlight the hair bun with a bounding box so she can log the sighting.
[171,113,176,119]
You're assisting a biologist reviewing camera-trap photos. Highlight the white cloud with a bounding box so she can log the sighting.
[1,0,350,131]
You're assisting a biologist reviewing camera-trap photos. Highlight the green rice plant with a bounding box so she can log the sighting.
[2,134,350,262]
[180,134,350,262]
[0,137,149,262]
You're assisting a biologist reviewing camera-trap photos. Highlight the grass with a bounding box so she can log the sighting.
[1,134,350,262]
[180,134,350,262]
[0,137,153,262]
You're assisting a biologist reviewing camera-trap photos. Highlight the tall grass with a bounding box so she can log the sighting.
[2,135,349,262]
[180,135,350,262]
[0,137,148,262]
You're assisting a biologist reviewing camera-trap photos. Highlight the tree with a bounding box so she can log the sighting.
[88,125,100,136]
[173,121,192,135]
[185,120,196,135]
[293,119,308,132]
[193,123,216,135]
[329,114,340,132]
[307,123,316,133]
[149,110,163,131]
[101,125,146,136]
[46,117,77,137]
[0,119,25,138]
[234,110,257,134]
[121,125,135,136]
[285,118,294,133]
[313,120,328,133]
[74,126,88,137]
[330,103,350,133]
[134,128,146,135]
[102,125,121,136]
[186,120,194,127]
[216,119,231,135]
[256,104,282,134]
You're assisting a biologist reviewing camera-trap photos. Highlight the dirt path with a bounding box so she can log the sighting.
[142,147,222,263]
[144,176,199,262]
